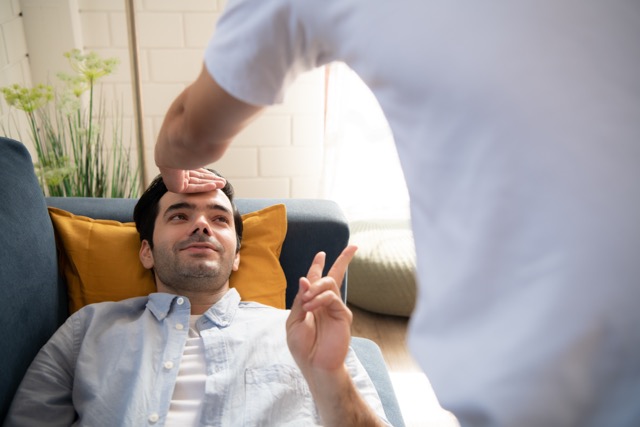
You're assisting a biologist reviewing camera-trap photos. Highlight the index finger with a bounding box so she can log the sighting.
[305,251,326,284]
[326,245,358,287]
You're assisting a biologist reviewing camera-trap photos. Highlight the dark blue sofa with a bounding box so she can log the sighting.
[0,137,404,426]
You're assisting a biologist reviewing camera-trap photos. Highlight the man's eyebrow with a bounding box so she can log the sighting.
[163,202,232,216]
[206,203,233,216]
[164,202,194,216]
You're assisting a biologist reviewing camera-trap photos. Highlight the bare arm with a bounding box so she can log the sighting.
[154,65,263,191]
[286,247,387,427]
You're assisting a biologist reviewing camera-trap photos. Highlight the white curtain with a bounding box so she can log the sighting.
[323,63,410,221]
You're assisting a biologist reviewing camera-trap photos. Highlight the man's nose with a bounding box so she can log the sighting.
[191,215,211,236]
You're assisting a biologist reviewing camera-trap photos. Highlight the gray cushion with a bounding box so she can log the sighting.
[352,337,406,427]
[348,219,417,317]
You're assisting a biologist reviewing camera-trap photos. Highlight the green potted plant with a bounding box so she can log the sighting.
[1,49,139,198]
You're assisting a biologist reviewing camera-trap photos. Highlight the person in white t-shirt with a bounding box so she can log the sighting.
[154,1,640,426]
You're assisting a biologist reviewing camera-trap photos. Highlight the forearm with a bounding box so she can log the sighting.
[154,84,229,170]
[305,365,387,427]
[155,65,262,170]
[286,249,386,425]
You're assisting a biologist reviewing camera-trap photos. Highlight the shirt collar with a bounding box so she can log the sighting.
[145,288,241,327]
[146,293,179,321]
[203,288,240,328]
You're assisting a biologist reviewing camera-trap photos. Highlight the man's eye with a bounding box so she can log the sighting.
[170,214,187,221]
[214,216,230,224]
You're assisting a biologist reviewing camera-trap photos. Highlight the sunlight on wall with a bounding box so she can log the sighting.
[324,63,410,221]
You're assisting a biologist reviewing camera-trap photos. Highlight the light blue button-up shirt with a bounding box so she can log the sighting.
[6,289,389,426]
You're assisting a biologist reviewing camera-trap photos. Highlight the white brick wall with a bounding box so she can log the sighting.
[0,0,33,156]
[79,0,326,198]
[0,0,28,87]
[0,0,326,199]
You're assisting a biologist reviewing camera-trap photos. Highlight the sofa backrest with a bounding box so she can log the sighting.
[0,138,67,422]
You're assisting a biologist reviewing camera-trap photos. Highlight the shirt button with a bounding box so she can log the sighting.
[176,297,184,305]
[175,323,184,330]
[163,361,174,370]
[148,412,159,423]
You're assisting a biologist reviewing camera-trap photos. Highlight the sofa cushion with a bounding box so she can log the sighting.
[49,204,287,312]
[347,219,417,317]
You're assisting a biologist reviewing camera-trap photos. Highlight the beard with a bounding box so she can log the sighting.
[151,235,236,294]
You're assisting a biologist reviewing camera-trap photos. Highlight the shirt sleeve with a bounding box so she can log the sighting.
[204,0,324,106]
[345,348,393,426]
[5,316,78,426]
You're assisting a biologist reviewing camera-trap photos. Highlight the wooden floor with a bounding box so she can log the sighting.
[349,304,459,427]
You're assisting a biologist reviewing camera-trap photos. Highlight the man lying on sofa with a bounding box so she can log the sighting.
[5,170,390,427]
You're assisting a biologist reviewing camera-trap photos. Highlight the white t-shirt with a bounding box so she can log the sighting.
[205,1,640,426]
[164,316,206,426]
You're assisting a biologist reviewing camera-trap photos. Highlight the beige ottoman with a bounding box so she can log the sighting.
[347,219,417,317]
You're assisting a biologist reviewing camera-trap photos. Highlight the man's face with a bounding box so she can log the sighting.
[139,189,240,295]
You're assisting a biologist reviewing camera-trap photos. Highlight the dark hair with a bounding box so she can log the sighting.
[133,169,243,252]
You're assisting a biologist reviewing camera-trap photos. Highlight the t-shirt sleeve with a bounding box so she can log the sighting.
[204,0,324,106]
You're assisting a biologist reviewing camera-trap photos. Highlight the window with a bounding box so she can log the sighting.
[323,63,409,221]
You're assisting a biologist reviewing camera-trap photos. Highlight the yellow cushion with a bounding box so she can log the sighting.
[48,204,287,313]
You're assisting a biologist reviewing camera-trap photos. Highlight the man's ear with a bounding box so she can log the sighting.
[139,240,154,270]
[232,252,240,272]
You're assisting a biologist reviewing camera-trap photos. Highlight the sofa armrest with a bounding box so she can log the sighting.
[1,139,63,422]
[352,337,406,427]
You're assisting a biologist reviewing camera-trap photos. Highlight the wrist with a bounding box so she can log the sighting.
[303,364,351,397]
[303,364,383,427]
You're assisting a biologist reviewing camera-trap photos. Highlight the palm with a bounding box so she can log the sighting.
[286,246,357,373]
[288,289,352,371]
